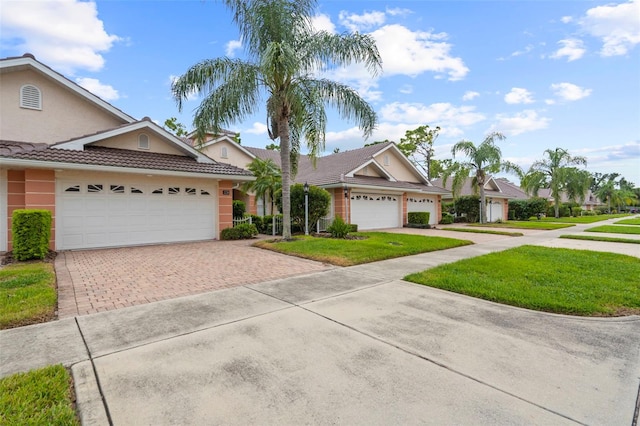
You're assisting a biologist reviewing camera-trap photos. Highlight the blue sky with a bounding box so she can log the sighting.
[2,0,639,185]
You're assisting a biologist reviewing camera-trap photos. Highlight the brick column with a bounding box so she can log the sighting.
[25,169,56,250]
[437,195,442,224]
[219,180,233,235]
[7,170,26,251]
[402,193,408,225]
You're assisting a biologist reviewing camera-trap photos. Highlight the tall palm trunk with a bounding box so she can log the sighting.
[477,173,486,224]
[279,114,292,240]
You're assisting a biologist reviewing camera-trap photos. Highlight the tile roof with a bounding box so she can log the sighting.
[431,176,522,199]
[0,143,253,177]
[246,142,447,194]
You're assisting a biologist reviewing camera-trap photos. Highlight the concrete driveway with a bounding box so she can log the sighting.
[3,224,639,425]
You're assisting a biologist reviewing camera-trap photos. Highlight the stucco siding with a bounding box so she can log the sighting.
[0,69,126,144]
[373,150,421,183]
[201,140,254,168]
[92,131,186,156]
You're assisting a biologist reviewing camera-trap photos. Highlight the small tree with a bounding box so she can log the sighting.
[398,125,441,179]
[277,184,330,232]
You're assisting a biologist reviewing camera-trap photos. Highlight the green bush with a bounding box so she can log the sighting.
[408,212,430,225]
[232,200,246,218]
[509,197,548,221]
[249,215,264,233]
[454,195,480,223]
[583,210,596,216]
[327,216,351,238]
[439,213,454,224]
[277,184,331,231]
[12,210,52,261]
[220,223,258,240]
[348,224,358,232]
[571,207,583,217]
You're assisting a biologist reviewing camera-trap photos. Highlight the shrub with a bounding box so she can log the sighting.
[508,197,548,221]
[454,195,480,223]
[348,224,358,233]
[327,216,351,238]
[571,207,583,217]
[583,210,596,216]
[276,184,331,231]
[439,213,454,224]
[220,223,258,240]
[408,212,430,225]
[232,200,246,218]
[12,210,52,261]
[249,215,264,233]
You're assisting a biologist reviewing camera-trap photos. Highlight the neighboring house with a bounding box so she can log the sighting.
[0,54,253,252]
[200,135,450,229]
[535,188,603,211]
[432,176,528,222]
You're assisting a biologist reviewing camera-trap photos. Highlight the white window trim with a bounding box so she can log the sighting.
[138,134,150,150]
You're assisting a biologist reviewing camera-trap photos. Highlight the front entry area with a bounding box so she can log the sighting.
[56,173,217,250]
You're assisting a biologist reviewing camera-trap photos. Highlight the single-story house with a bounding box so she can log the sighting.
[197,135,451,229]
[535,188,603,211]
[0,54,254,252]
[431,176,528,222]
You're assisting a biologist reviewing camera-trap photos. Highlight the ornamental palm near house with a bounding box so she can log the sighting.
[0,54,254,252]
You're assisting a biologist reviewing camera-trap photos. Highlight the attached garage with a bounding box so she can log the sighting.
[56,175,217,250]
[350,192,400,230]
[407,195,437,225]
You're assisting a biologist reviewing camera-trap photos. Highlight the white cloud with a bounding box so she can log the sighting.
[386,7,413,17]
[399,85,413,94]
[225,40,242,57]
[550,38,586,61]
[561,16,574,24]
[504,88,535,104]
[379,101,485,136]
[577,140,640,162]
[244,122,268,135]
[75,77,119,100]
[550,82,592,101]
[489,110,550,136]
[511,44,534,57]
[0,0,120,74]
[579,0,640,56]
[462,91,480,101]
[312,13,336,34]
[370,24,469,80]
[338,10,386,32]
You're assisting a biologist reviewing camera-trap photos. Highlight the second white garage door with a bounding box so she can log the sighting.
[407,196,437,225]
[57,177,217,250]
[350,193,400,230]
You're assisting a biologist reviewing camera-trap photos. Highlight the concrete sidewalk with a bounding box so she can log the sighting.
[1,218,639,425]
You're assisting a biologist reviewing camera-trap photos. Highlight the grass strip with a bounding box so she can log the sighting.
[0,262,57,329]
[0,365,79,425]
[404,245,640,316]
[254,232,472,266]
[559,234,640,244]
[537,214,630,224]
[615,218,640,226]
[585,225,640,235]
[468,221,573,230]
[440,227,523,237]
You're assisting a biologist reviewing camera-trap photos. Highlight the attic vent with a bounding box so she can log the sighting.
[383,155,390,166]
[221,147,228,158]
[138,134,149,150]
[20,85,42,110]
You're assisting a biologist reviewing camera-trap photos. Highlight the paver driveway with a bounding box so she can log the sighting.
[56,239,333,318]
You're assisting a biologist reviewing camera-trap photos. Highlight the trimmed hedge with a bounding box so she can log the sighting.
[12,210,52,260]
[408,212,430,225]
[439,213,454,224]
[220,223,258,240]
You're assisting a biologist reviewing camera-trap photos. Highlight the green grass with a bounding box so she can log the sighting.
[468,221,574,230]
[0,262,57,329]
[404,245,640,316]
[0,365,79,425]
[559,234,640,244]
[615,218,640,225]
[536,213,630,224]
[440,227,523,237]
[585,225,640,235]
[254,232,473,266]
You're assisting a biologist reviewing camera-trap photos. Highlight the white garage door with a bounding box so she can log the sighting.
[487,201,503,222]
[57,178,216,250]
[350,193,400,230]
[407,196,437,225]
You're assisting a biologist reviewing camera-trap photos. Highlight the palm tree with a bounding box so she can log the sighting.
[521,148,589,218]
[443,132,521,224]
[241,157,281,216]
[172,0,381,239]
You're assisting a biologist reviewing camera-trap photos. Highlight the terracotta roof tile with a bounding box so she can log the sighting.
[0,144,252,177]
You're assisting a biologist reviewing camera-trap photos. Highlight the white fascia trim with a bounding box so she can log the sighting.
[0,158,255,181]
[52,121,214,163]
[373,143,431,185]
[0,57,134,123]
[201,137,257,159]
[346,159,396,182]
[487,177,503,193]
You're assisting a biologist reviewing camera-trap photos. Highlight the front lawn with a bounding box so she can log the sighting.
[536,213,629,224]
[468,221,573,230]
[585,225,640,235]
[254,232,472,266]
[615,218,640,226]
[0,262,57,329]
[404,245,640,316]
[559,234,640,244]
[0,365,79,425]
[440,227,523,237]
